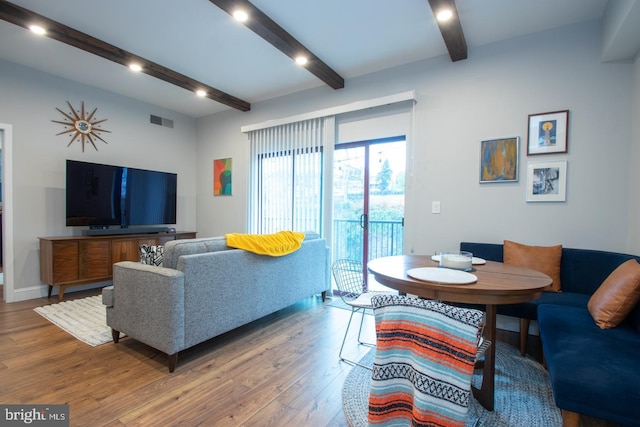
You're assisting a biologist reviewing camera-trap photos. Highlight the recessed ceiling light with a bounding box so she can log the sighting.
[295,56,308,66]
[436,9,453,22]
[196,90,207,97]
[29,25,46,35]
[129,63,142,72]
[233,9,248,22]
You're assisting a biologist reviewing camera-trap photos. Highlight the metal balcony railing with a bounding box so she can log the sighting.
[332,219,403,262]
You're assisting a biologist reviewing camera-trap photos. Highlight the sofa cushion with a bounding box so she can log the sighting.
[203,236,231,253]
[538,304,640,425]
[497,291,591,320]
[460,242,503,263]
[303,231,321,240]
[587,259,640,329]
[503,240,562,292]
[164,237,230,269]
[559,249,640,295]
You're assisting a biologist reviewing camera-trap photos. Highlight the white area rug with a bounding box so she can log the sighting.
[34,295,115,346]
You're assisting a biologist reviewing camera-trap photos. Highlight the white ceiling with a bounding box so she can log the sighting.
[0,0,637,118]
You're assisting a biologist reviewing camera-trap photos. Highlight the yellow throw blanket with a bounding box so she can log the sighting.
[225,231,306,257]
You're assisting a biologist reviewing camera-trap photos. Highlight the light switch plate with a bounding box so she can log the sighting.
[432,201,441,214]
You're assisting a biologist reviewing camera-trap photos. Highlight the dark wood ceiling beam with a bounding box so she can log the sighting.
[0,1,251,111]
[209,0,344,90]
[427,0,467,62]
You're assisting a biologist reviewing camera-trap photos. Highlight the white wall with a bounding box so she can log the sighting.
[2,18,636,302]
[196,20,637,255]
[0,60,198,301]
[629,53,640,254]
[196,109,250,238]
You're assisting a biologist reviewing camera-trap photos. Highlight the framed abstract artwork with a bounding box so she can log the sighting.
[527,110,569,155]
[213,158,232,195]
[526,160,567,202]
[479,137,519,183]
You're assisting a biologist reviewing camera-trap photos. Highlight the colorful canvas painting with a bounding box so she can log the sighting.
[213,158,232,195]
[480,137,519,183]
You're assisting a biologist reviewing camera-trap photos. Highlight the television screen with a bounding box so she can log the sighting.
[123,167,177,226]
[66,160,177,228]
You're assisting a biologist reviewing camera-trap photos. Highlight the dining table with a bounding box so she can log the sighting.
[367,254,551,411]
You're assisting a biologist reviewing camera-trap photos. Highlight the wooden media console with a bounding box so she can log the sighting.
[39,231,196,301]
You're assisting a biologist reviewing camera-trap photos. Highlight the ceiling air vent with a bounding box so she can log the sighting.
[150,114,174,128]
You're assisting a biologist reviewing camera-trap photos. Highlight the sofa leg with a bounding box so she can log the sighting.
[561,410,580,427]
[321,291,327,302]
[519,318,529,356]
[112,329,120,344]
[168,353,178,373]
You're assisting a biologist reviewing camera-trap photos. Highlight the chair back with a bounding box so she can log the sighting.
[368,294,483,427]
[332,259,366,304]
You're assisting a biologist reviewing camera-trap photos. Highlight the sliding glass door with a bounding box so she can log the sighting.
[333,137,405,286]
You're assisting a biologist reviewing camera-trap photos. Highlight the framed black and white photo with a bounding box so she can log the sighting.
[527,110,569,155]
[526,160,567,202]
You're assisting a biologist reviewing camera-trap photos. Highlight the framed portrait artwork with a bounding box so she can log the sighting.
[527,110,569,155]
[526,160,567,202]
[480,137,519,183]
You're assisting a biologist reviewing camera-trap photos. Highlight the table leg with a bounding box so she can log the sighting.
[472,304,496,411]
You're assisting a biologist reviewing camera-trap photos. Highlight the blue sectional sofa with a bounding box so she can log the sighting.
[460,242,640,426]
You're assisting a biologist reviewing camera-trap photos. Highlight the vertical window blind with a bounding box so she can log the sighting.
[248,118,326,234]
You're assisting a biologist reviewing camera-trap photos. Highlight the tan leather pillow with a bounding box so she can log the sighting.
[588,259,640,329]
[503,240,562,292]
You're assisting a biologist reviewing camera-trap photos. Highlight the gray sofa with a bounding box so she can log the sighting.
[102,234,330,372]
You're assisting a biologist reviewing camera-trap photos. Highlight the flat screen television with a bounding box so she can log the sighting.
[66,159,177,229]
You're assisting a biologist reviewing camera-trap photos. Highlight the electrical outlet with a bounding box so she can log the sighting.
[432,201,441,214]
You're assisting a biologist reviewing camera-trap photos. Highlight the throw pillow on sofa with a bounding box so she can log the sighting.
[587,259,640,329]
[503,240,562,292]
[140,244,164,266]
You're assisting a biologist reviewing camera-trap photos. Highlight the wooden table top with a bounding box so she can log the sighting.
[367,255,552,305]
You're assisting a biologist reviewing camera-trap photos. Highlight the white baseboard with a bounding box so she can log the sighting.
[10,281,111,302]
[11,285,48,302]
[497,314,539,336]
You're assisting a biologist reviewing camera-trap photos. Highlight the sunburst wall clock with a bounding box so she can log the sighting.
[52,101,111,152]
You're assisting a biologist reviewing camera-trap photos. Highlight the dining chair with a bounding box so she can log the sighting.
[368,294,484,427]
[331,259,379,369]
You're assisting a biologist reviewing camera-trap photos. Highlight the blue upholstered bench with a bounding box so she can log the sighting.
[460,241,640,426]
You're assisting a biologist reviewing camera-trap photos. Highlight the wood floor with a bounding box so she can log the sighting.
[0,286,621,427]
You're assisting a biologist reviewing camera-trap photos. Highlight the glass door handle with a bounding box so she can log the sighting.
[360,213,368,230]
